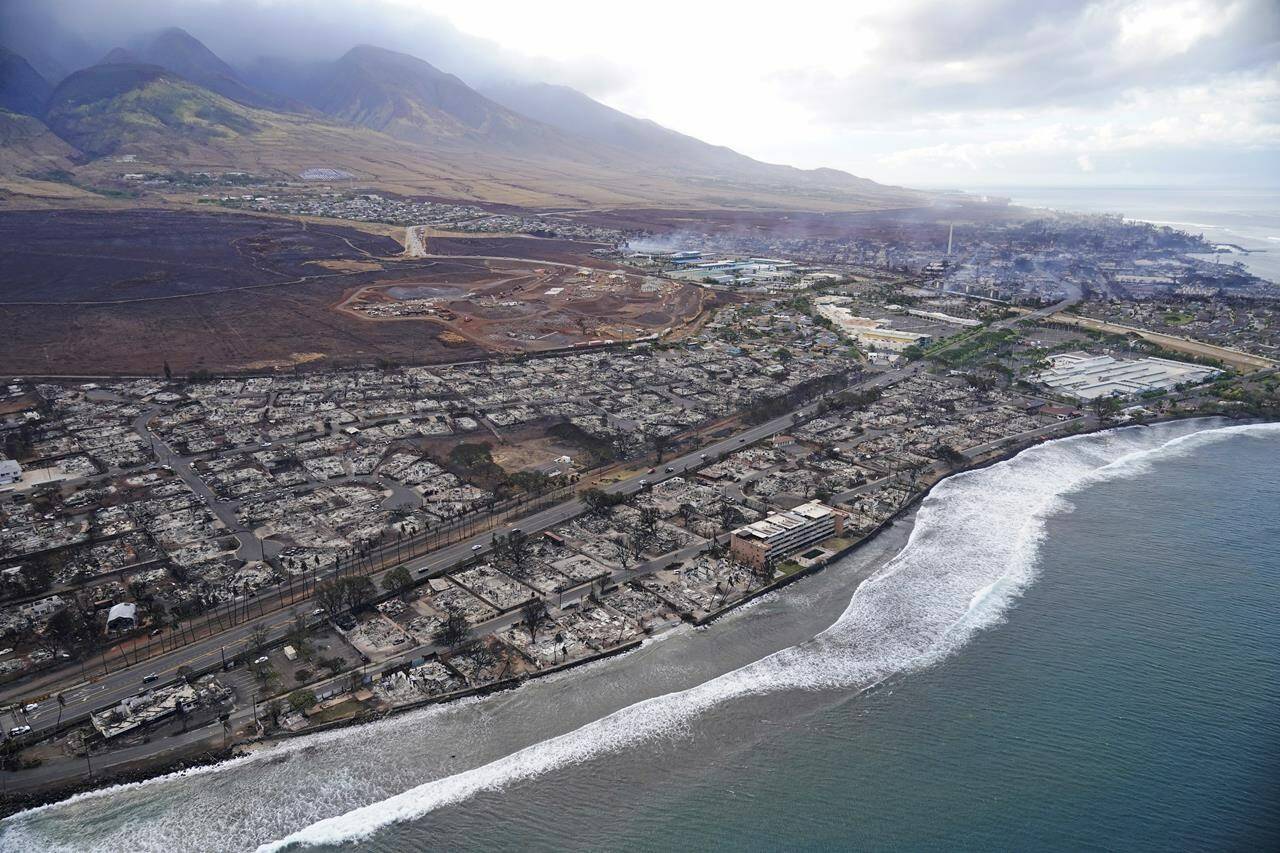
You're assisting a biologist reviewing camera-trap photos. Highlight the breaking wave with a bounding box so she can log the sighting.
[3,419,1273,852]
[254,420,1277,851]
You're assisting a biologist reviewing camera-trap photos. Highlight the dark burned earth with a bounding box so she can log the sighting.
[0,210,706,376]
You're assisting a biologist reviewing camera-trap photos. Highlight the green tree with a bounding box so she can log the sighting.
[582,488,623,519]
[382,566,414,594]
[287,689,318,712]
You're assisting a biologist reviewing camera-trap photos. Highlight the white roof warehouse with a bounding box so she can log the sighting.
[1035,352,1219,400]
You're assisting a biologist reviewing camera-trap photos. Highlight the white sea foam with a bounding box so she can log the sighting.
[255,420,1277,852]
[3,420,1273,853]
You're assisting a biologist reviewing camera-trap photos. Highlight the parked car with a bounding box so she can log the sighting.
[253,655,269,665]
[311,608,325,617]
[149,628,163,637]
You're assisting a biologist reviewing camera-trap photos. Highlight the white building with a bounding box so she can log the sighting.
[107,601,139,632]
[1035,352,1219,400]
[906,308,982,328]
[814,298,932,352]
[0,459,20,486]
[730,501,847,570]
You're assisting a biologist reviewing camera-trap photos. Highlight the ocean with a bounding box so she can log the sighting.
[1,419,1277,851]
[979,185,1280,284]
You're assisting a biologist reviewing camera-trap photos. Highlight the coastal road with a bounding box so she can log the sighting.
[1,369,908,742]
[961,414,1097,459]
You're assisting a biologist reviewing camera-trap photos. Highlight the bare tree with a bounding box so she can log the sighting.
[433,608,469,649]
[520,599,547,642]
[633,505,662,554]
[650,431,671,464]
[491,530,533,579]
[249,625,269,653]
[613,536,635,574]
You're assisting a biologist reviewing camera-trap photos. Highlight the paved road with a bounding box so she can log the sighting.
[1,368,909,742]
[133,408,264,562]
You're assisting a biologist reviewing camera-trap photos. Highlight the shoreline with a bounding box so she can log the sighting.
[0,411,1265,818]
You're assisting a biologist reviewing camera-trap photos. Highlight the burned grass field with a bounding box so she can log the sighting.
[0,208,400,303]
[0,209,709,376]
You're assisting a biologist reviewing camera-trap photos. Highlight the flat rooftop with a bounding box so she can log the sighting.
[1035,352,1218,400]
[736,500,835,542]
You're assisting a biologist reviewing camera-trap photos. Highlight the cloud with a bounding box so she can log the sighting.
[0,0,630,91]
[776,0,1279,121]
[2,0,1275,187]
[875,70,1280,177]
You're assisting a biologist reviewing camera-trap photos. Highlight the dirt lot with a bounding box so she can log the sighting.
[339,262,706,353]
[0,209,708,376]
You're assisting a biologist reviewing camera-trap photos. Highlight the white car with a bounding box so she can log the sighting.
[470,544,483,552]
[8,725,30,737]
[253,655,269,665]
[22,703,38,713]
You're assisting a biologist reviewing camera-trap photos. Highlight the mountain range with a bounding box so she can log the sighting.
[0,27,924,211]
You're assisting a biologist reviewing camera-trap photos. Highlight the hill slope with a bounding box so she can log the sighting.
[0,46,52,117]
[9,31,924,211]
[0,109,77,174]
[482,80,904,202]
[127,27,300,112]
[282,45,591,160]
[44,63,262,159]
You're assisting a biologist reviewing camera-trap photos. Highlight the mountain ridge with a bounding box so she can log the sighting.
[0,32,926,212]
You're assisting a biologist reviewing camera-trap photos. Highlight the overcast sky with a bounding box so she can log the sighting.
[10,0,1279,189]
[424,0,1280,189]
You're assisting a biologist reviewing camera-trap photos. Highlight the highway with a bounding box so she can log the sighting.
[1,366,911,742]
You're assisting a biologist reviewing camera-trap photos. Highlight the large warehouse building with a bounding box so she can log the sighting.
[1034,352,1219,400]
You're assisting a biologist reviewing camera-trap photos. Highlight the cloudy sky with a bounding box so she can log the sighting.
[11,0,1279,188]
[427,0,1280,189]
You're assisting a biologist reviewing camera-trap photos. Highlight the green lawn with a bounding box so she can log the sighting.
[775,560,806,577]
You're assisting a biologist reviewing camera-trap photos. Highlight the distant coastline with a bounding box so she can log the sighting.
[966,185,1280,283]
